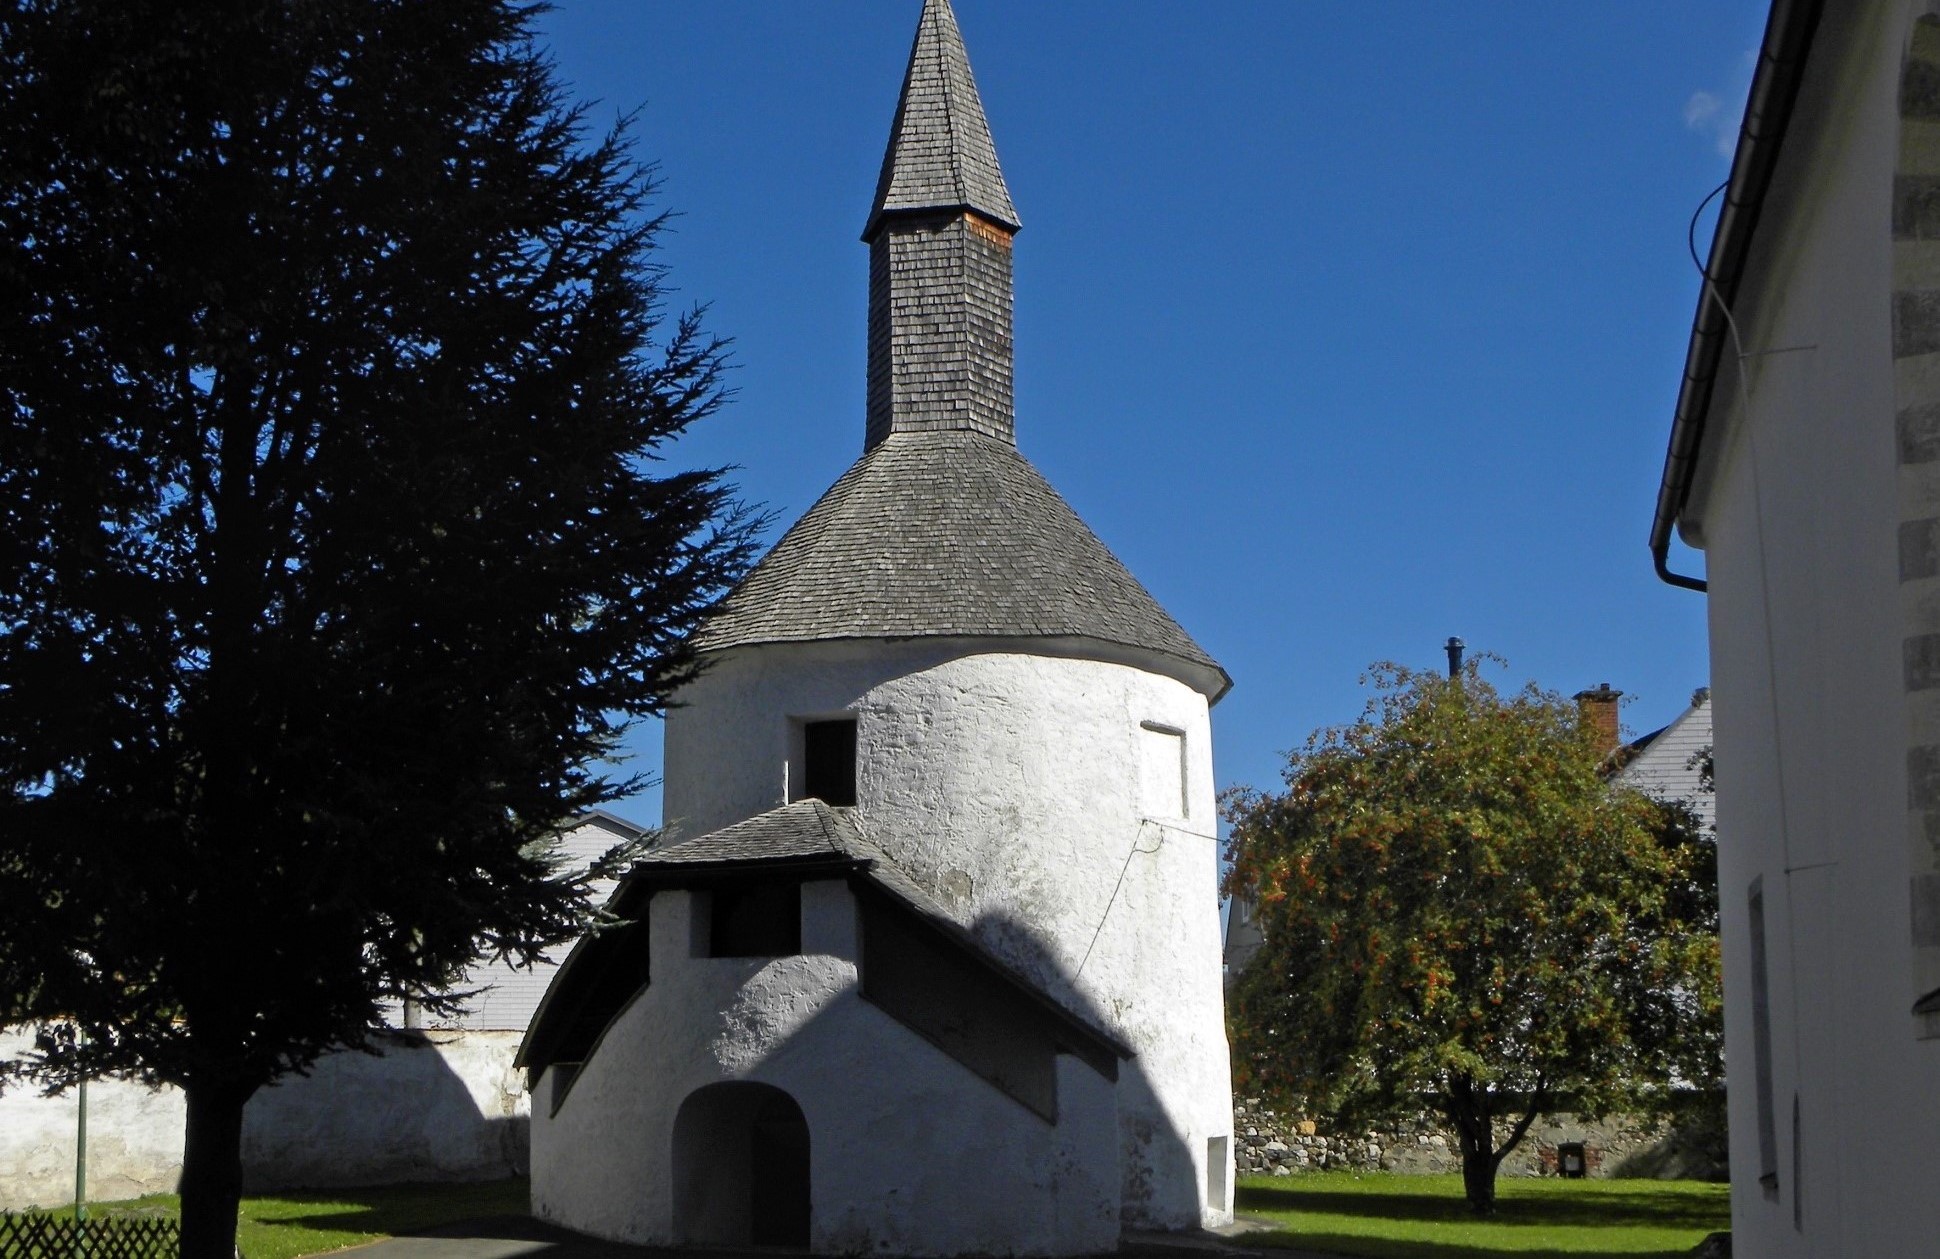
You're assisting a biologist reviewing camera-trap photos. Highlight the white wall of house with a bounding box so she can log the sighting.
[1615,693,1714,831]
[662,637,1233,1229]
[529,882,1120,1256]
[0,1029,528,1209]
[1680,3,1940,1252]
[0,815,632,1207]
[427,815,635,1033]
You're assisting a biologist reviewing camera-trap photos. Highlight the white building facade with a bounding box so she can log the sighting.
[1651,1,1940,1251]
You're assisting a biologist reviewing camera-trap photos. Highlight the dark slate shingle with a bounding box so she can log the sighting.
[863,0,1020,241]
[694,431,1228,697]
[636,799,854,866]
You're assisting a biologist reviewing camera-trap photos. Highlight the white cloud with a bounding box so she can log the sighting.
[1685,50,1756,160]
[1683,83,1746,158]
[1683,91,1720,129]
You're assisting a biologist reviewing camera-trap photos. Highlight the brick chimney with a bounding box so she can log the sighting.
[1574,683,1623,757]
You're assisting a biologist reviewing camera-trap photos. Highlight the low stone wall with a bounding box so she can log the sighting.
[1233,1096,1719,1180]
[0,1029,529,1210]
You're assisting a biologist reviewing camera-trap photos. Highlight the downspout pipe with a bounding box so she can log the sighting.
[1649,0,1825,592]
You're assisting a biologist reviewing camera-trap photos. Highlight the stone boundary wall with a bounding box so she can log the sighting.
[0,1029,528,1210]
[1233,1096,1721,1180]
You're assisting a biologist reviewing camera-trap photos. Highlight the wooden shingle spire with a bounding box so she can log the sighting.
[863,0,1019,449]
[864,0,1019,242]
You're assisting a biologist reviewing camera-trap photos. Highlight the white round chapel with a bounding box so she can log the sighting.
[525,1,1236,1246]
[661,0,1236,1227]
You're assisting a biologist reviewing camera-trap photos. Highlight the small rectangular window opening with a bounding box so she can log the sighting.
[708,882,802,958]
[1749,878,1780,1199]
[1791,1091,1803,1231]
[803,719,858,807]
[1206,1136,1230,1210]
[1139,722,1188,820]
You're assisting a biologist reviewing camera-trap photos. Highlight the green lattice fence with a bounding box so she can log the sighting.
[0,1214,178,1259]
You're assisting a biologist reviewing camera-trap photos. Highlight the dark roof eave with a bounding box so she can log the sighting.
[622,854,868,883]
[693,630,1233,706]
[1649,0,1826,592]
[862,202,1022,243]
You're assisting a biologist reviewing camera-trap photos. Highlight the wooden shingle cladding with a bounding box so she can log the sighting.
[867,212,1015,448]
[693,0,1228,702]
[863,0,1018,241]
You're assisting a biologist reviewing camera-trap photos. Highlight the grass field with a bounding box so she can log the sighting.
[1236,1172,1729,1258]
[36,1179,529,1259]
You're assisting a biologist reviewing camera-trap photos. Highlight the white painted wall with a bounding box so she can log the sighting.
[1680,3,1940,1252]
[0,1029,528,1209]
[0,814,633,1207]
[530,883,1120,1256]
[1615,694,1714,831]
[662,638,1233,1229]
[431,815,637,1032]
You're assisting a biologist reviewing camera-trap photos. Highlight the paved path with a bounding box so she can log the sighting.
[341,1216,1350,1259]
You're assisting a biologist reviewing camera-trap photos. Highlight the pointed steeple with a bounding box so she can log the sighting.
[863,0,1020,450]
[689,0,1228,703]
[864,0,1019,242]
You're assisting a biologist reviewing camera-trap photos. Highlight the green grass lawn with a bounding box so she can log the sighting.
[1236,1172,1728,1258]
[34,1178,529,1259]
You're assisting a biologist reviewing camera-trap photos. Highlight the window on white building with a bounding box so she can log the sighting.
[704,882,802,958]
[1139,722,1188,820]
[1749,878,1779,1200]
[802,718,858,807]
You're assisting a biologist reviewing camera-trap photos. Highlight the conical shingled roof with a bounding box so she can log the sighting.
[693,431,1229,700]
[863,0,1019,240]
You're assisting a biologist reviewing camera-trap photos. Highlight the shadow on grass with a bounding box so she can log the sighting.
[1244,1236,1696,1259]
[1237,1182,1723,1232]
[256,1178,530,1235]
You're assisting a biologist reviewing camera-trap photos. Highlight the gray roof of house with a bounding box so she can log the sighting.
[692,430,1228,699]
[639,800,956,922]
[864,0,1019,241]
[636,800,864,868]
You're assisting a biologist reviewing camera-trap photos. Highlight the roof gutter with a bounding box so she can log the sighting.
[1649,0,1826,592]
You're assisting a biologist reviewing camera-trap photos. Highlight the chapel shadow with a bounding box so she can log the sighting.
[959,909,1211,1234]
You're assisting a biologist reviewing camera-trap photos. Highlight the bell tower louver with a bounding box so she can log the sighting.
[862,0,1021,450]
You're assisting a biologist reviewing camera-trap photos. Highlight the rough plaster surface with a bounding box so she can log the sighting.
[0,1029,528,1208]
[1681,4,1940,1253]
[530,884,1119,1256]
[662,639,1233,1230]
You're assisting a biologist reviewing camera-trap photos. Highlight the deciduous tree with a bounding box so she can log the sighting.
[1224,661,1720,1213]
[0,3,756,1255]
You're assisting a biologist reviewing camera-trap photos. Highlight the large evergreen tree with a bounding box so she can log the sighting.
[0,3,756,1254]
[1224,660,1720,1213]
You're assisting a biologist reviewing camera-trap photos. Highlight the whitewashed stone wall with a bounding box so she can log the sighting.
[531,882,1120,1256]
[663,637,1233,1229]
[0,1029,528,1209]
[1231,1097,1724,1181]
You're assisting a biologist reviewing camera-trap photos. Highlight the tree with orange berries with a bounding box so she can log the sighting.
[1223,660,1719,1213]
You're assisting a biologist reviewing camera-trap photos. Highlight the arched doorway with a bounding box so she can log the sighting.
[671,1081,810,1247]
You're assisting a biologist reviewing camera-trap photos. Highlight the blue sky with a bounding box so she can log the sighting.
[533,2,1767,828]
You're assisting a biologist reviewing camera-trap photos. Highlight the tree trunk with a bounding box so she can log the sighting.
[1460,1147,1497,1214]
[1446,1074,1549,1217]
[1447,1073,1497,1215]
[179,1078,252,1259]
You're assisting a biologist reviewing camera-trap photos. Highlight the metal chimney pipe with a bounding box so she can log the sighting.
[1445,637,1465,679]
